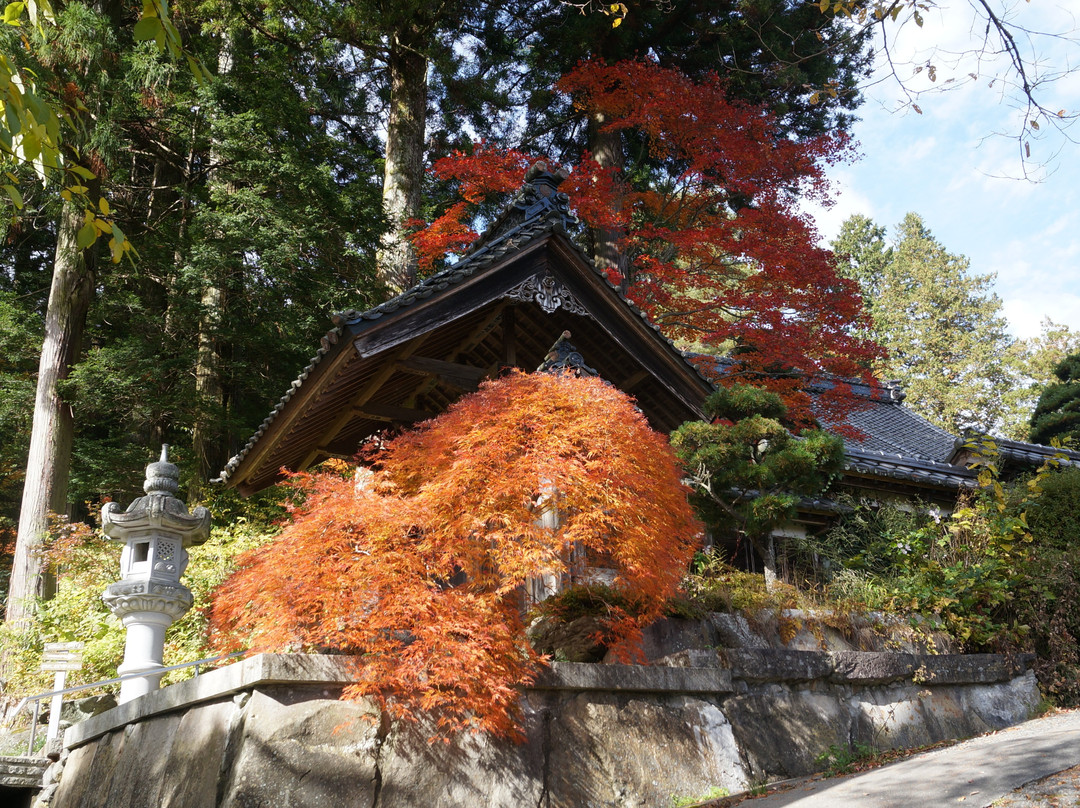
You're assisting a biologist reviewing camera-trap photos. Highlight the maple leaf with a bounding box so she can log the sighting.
[413,59,883,425]
[210,371,701,741]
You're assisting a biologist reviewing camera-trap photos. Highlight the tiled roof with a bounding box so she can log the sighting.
[217,168,709,486]
[960,435,1080,468]
[844,448,978,489]
[839,398,958,463]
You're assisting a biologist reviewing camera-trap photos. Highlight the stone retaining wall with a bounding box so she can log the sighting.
[40,649,1040,808]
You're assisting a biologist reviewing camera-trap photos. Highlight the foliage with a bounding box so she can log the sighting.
[677,554,799,617]
[0,513,276,698]
[816,741,878,777]
[671,786,729,807]
[812,437,1067,650]
[0,0,207,263]
[1006,466,1080,705]
[671,383,845,587]
[1023,466,1080,551]
[832,212,1014,435]
[210,371,701,740]
[1029,355,1080,447]
[417,59,882,427]
[1012,545,1080,706]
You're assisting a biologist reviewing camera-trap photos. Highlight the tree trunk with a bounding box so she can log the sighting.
[376,33,427,295]
[190,40,233,496]
[587,110,629,292]
[6,203,97,625]
[759,533,779,592]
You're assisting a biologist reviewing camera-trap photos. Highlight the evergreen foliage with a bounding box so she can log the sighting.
[1029,355,1080,446]
[670,383,845,588]
[833,212,1014,435]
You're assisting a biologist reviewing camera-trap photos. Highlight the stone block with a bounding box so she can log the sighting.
[912,654,1012,685]
[0,756,49,788]
[721,649,833,683]
[724,688,851,778]
[830,651,921,684]
[546,693,747,807]
[376,698,545,808]
[960,671,1041,729]
[159,700,238,808]
[50,728,126,808]
[219,689,381,808]
[101,711,183,808]
[534,662,732,694]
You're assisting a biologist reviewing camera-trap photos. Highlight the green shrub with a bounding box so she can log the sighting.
[0,516,278,700]
[1025,467,1080,551]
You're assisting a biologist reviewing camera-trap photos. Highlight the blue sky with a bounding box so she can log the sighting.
[805,1,1080,340]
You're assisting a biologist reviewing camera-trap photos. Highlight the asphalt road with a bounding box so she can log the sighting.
[723,709,1080,808]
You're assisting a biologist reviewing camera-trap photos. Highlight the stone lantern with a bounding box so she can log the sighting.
[101,446,210,703]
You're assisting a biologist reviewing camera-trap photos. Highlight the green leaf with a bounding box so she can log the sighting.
[68,165,95,180]
[3,182,22,208]
[76,221,96,249]
[3,2,24,25]
[5,101,21,136]
[133,15,161,42]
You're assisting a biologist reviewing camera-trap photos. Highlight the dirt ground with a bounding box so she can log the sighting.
[991,763,1080,808]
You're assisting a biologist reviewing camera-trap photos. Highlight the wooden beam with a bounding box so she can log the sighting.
[298,336,429,469]
[502,304,517,368]
[353,403,435,423]
[396,356,488,391]
[618,369,650,391]
[400,303,507,407]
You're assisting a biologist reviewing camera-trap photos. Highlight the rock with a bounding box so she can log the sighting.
[527,615,608,662]
[724,687,851,778]
[376,698,544,808]
[654,649,722,668]
[830,651,921,684]
[721,649,834,683]
[638,617,711,660]
[546,693,748,806]
[707,613,769,649]
[60,695,117,725]
[219,688,381,808]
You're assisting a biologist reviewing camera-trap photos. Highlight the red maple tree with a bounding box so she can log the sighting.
[209,371,701,740]
[415,59,882,425]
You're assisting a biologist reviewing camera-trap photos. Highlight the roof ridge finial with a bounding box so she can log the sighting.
[518,162,575,229]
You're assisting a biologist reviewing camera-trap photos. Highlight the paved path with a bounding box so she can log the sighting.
[725,709,1080,808]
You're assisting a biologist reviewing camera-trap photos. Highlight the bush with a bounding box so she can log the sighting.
[1025,467,1080,551]
[0,515,278,700]
[1013,547,1080,705]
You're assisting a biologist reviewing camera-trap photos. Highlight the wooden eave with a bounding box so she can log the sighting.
[224,229,713,495]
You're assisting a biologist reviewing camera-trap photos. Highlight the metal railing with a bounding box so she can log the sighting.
[12,651,244,757]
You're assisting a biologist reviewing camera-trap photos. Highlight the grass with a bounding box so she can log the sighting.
[672,786,730,806]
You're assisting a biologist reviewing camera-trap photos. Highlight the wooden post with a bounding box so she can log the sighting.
[40,641,83,744]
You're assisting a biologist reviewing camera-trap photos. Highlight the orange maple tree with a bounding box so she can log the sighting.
[209,371,701,740]
[415,58,882,426]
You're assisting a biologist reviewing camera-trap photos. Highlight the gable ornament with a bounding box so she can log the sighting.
[505,272,588,316]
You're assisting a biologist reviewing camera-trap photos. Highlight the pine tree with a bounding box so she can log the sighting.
[671,383,844,589]
[1030,354,1080,447]
[832,212,1014,435]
